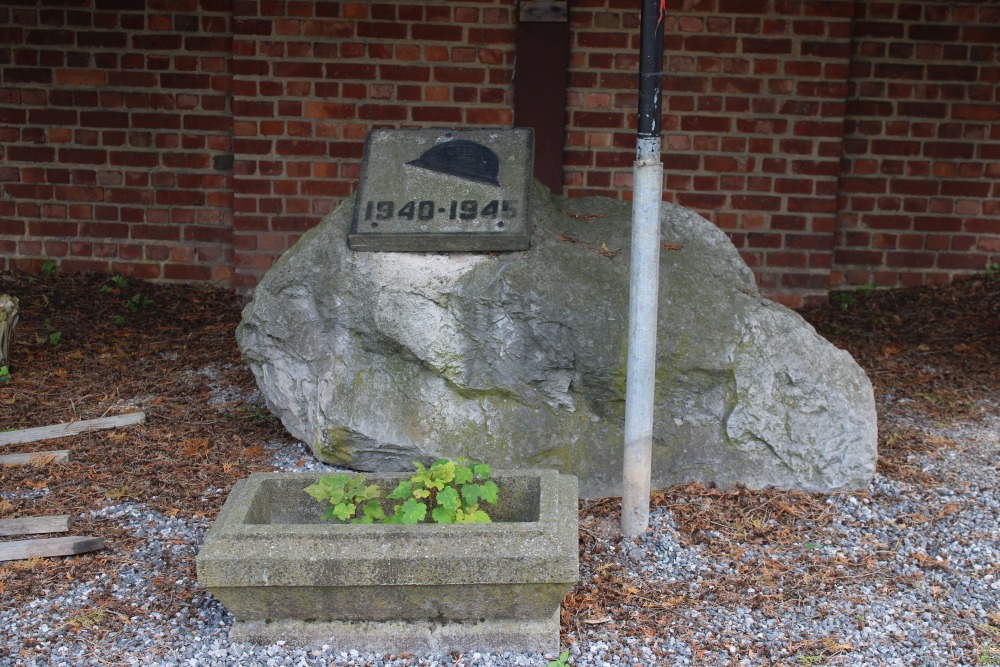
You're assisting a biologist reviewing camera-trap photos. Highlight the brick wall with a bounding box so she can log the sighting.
[567,0,857,300]
[1,0,998,307]
[0,0,234,283]
[834,1,1000,289]
[228,0,517,289]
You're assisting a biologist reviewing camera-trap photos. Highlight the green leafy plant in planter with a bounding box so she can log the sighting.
[305,458,498,525]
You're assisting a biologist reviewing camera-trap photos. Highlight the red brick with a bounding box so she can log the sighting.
[578,32,628,49]
[940,181,991,198]
[742,38,793,54]
[163,263,213,281]
[433,66,484,84]
[684,35,738,53]
[465,108,512,125]
[936,253,987,270]
[468,28,513,45]
[356,21,406,39]
[962,26,1000,43]
[676,193,727,209]
[412,24,463,41]
[413,107,462,123]
[326,63,376,79]
[574,111,623,129]
[680,115,731,132]
[379,64,430,82]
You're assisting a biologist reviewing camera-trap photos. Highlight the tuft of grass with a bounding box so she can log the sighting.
[977,639,999,665]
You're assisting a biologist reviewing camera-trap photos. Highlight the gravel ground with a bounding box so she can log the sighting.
[2,387,997,667]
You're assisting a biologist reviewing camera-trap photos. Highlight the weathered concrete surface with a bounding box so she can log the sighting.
[195,470,578,653]
[237,183,877,496]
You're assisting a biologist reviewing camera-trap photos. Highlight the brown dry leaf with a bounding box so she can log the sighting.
[924,435,954,449]
[10,557,50,571]
[662,242,683,250]
[935,503,960,519]
[655,595,686,609]
[583,615,612,624]
[560,210,605,220]
[898,512,930,525]
[28,453,59,467]
[556,234,582,243]
[106,484,143,500]
[589,243,620,258]
[182,437,211,457]
[913,552,949,569]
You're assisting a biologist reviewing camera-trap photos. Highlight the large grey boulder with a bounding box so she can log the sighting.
[238,183,876,497]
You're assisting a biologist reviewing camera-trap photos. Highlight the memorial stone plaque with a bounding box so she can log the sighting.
[348,128,534,252]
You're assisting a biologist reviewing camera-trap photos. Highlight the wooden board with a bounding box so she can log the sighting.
[0,515,72,537]
[0,535,104,562]
[0,449,71,466]
[0,412,145,447]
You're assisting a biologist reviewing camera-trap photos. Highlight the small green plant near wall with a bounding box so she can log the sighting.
[0,365,10,383]
[40,260,58,279]
[43,318,62,346]
[100,275,128,293]
[100,275,154,325]
[305,458,498,525]
[831,283,876,311]
[125,292,153,313]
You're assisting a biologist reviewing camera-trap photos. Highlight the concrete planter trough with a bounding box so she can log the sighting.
[196,469,579,654]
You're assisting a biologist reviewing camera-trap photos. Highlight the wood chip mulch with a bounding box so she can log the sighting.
[1,269,998,661]
[0,270,284,608]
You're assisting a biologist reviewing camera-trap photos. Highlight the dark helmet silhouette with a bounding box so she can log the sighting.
[406,140,501,186]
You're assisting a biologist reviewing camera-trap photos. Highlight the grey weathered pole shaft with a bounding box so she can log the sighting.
[622,0,665,538]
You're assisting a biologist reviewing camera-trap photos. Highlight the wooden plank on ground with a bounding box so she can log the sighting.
[0,412,145,447]
[0,449,71,466]
[0,515,72,537]
[0,536,104,562]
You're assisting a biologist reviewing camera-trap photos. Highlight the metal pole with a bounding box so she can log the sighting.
[621,0,665,538]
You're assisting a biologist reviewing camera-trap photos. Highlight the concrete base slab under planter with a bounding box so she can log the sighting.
[196,469,578,654]
[231,611,560,654]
